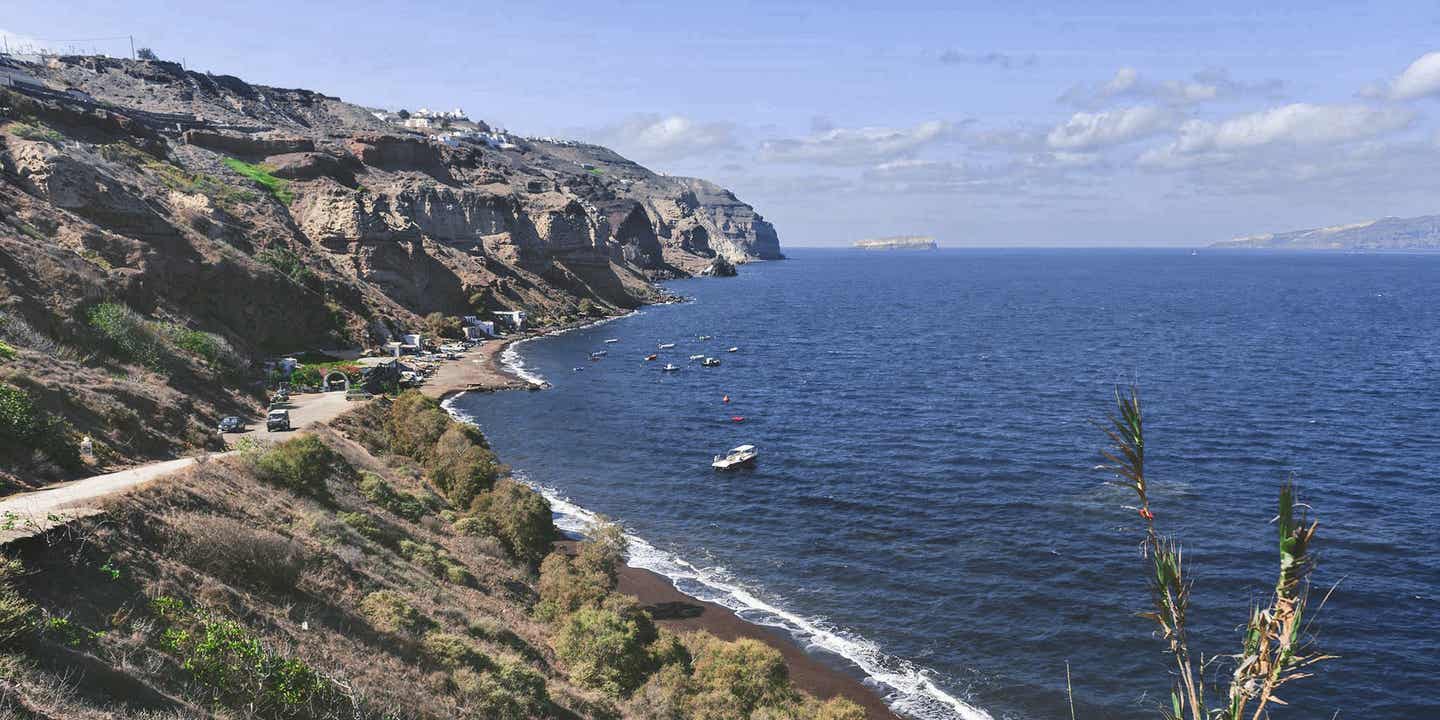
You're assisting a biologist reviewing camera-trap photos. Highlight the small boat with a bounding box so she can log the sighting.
[662,363,680,372]
[645,353,658,361]
[590,350,607,358]
[702,357,721,367]
[658,343,676,349]
[604,338,619,344]
[722,395,730,403]
[727,347,739,353]
[572,367,585,372]
[689,354,706,361]
[698,335,712,341]
[712,444,758,470]
[730,416,745,423]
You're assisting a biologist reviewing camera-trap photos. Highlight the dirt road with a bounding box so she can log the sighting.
[224,390,355,446]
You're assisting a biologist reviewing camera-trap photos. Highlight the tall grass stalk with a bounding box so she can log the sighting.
[1100,387,1332,720]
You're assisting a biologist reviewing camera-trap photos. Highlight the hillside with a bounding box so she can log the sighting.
[0,395,867,719]
[1212,215,1440,250]
[0,53,780,487]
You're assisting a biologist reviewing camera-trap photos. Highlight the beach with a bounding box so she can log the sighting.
[430,325,901,720]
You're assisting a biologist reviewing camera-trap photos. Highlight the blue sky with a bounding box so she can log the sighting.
[7,1,1440,246]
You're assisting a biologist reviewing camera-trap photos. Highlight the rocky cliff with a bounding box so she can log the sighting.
[0,53,781,483]
[1212,215,1440,250]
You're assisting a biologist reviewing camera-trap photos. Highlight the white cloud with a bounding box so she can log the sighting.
[1046,106,1176,150]
[587,114,737,161]
[1140,103,1416,168]
[1388,51,1440,100]
[1060,67,1282,108]
[760,121,954,165]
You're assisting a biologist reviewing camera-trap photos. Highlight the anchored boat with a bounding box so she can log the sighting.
[702,357,721,367]
[712,444,758,470]
[661,363,680,372]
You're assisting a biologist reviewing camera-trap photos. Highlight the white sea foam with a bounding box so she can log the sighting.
[495,311,644,388]
[524,479,994,720]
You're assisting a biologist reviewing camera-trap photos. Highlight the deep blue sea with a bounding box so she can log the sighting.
[449,249,1440,720]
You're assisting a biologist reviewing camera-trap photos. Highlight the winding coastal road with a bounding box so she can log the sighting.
[0,390,357,545]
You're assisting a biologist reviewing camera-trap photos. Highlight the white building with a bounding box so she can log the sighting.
[492,310,526,330]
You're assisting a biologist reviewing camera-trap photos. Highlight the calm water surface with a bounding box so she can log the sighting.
[450,249,1440,720]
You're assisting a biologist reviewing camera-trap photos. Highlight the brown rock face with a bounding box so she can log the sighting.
[263,152,354,184]
[182,129,314,157]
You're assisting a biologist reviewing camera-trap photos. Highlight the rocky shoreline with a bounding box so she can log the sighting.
[430,321,900,720]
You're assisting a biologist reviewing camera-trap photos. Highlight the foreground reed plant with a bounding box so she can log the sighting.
[1100,387,1333,720]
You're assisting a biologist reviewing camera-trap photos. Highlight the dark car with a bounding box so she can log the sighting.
[217,416,246,433]
[266,409,291,432]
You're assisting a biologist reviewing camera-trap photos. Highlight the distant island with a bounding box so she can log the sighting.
[853,235,938,250]
[1212,214,1440,250]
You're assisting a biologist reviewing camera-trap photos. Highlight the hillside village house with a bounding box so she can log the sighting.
[492,310,525,331]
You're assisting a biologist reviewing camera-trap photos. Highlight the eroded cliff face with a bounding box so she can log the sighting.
[1,53,781,349]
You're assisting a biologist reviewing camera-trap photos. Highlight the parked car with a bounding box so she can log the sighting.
[217,416,246,433]
[266,409,291,432]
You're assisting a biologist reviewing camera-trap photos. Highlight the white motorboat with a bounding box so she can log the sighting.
[689,354,706,361]
[658,342,677,349]
[604,338,620,344]
[712,444,758,470]
[698,335,713,341]
[702,357,721,367]
[726,347,739,353]
[590,350,608,358]
[661,363,680,372]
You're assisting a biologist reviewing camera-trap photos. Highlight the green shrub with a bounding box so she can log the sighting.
[223,157,294,204]
[359,590,427,635]
[422,631,490,671]
[535,524,628,619]
[254,435,342,496]
[357,472,428,521]
[159,324,239,367]
[5,121,64,144]
[0,557,35,646]
[629,663,691,720]
[398,540,473,586]
[387,392,451,462]
[685,634,799,719]
[452,663,550,720]
[157,605,343,718]
[0,341,14,361]
[0,382,81,470]
[469,480,556,566]
[339,511,391,545]
[429,425,500,509]
[257,248,317,288]
[552,602,660,697]
[424,312,464,340]
[86,302,167,370]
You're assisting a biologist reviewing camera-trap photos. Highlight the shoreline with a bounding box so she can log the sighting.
[430,316,902,720]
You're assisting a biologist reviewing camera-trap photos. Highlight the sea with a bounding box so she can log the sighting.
[446,248,1440,720]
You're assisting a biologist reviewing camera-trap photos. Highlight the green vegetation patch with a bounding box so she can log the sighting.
[256,247,317,289]
[359,590,428,636]
[85,301,239,372]
[3,121,64,145]
[253,435,346,497]
[287,361,362,390]
[151,596,348,718]
[0,557,35,646]
[358,472,431,521]
[223,157,294,205]
[0,382,80,470]
[0,341,14,361]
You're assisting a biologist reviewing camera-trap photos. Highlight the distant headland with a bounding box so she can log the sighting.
[1212,214,1440,250]
[852,235,937,250]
